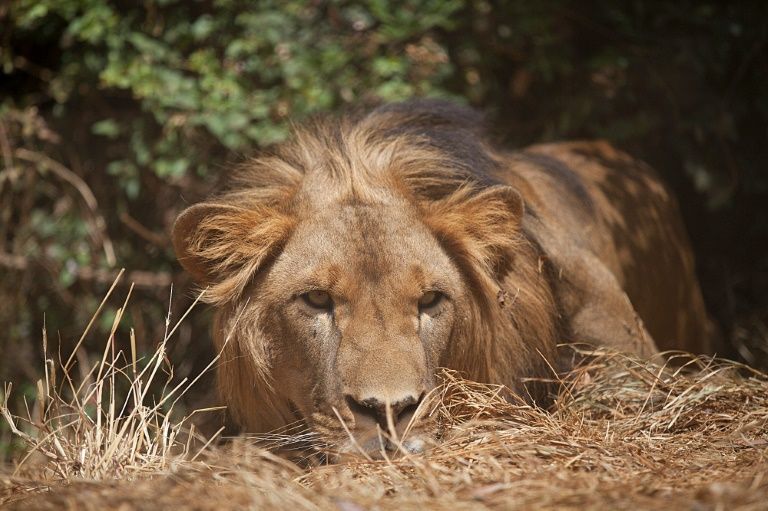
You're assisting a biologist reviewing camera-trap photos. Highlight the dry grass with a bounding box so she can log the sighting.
[2,281,768,510]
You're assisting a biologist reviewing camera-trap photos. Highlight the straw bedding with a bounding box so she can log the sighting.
[2,345,767,510]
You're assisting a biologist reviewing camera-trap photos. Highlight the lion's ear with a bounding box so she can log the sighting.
[172,202,295,303]
[424,185,524,276]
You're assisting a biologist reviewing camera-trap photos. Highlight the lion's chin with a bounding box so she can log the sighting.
[306,409,436,462]
[326,429,432,462]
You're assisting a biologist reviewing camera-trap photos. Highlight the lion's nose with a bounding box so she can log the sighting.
[344,392,424,429]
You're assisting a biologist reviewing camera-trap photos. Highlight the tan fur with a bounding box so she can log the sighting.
[172,100,713,456]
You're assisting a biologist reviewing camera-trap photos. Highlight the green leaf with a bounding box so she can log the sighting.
[92,119,121,138]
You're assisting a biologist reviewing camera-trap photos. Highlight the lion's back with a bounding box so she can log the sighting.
[503,140,715,354]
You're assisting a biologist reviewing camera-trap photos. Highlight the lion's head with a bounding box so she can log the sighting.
[172,101,563,458]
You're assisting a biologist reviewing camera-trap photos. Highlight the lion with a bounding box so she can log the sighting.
[172,100,715,458]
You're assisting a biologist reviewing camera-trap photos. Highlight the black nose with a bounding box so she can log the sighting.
[345,393,424,429]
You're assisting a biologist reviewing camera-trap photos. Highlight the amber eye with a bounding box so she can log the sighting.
[301,290,333,310]
[418,291,444,311]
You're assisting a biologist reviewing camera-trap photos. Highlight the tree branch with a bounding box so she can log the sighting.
[14,148,117,267]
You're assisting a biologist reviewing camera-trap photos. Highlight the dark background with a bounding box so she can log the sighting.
[1,0,766,455]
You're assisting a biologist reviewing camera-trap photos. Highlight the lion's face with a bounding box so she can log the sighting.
[258,201,465,455]
[174,179,530,458]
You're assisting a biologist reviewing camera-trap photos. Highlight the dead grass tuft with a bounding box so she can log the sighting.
[0,273,220,482]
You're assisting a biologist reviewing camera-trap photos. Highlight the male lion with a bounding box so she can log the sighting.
[173,100,714,457]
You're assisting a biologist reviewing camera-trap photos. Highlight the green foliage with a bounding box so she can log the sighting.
[8,0,461,184]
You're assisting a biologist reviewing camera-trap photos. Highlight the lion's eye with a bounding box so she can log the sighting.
[418,291,444,311]
[301,290,333,310]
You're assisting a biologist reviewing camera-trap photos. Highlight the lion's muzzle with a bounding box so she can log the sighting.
[344,392,423,431]
[332,390,431,458]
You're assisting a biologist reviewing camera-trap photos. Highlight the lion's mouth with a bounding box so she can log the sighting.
[315,424,431,462]
[261,400,430,462]
[324,409,432,460]
[266,394,435,463]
